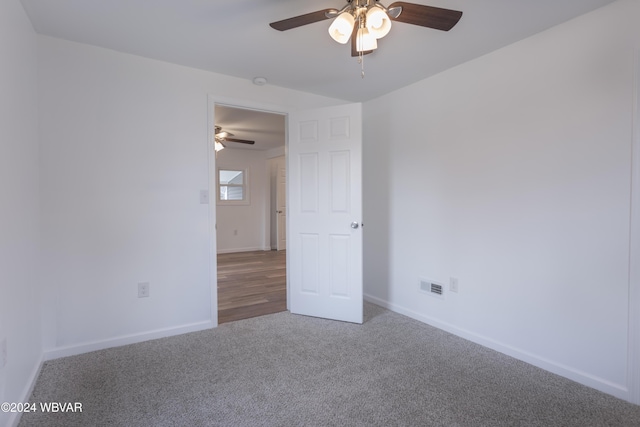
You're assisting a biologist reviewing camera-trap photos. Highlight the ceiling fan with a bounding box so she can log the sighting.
[214,126,255,151]
[269,0,463,58]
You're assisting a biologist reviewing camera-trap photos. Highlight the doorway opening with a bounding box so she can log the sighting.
[217,250,286,323]
[213,103,287,324]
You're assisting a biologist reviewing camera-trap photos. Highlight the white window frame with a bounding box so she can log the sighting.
[217,168,250,206]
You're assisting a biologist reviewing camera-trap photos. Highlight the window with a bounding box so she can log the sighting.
[218,169,248,204]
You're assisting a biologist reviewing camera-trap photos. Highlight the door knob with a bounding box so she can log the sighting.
[350,222,359,229]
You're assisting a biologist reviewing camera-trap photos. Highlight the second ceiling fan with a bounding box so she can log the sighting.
[270,0,463,57]
[215,126,255,151]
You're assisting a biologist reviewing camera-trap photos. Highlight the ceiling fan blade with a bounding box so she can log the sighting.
[224,138,255,145]
[388,2,462,31]
[270,9,338,31]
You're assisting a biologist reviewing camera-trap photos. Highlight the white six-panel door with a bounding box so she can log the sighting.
[288,103,363,324]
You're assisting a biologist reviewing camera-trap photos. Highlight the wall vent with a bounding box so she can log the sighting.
[420,279,444,299]
[430,283,443,295]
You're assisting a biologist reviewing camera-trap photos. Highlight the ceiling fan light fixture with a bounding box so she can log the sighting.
[356,27,377,52]
[269,1,463,76]
[214,141,225,152]
[366,7,392,39]
[328,11,355,44]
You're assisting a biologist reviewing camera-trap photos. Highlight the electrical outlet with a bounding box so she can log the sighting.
[449,277,459,293]
[138,282,150,298]
[1,338,7,368]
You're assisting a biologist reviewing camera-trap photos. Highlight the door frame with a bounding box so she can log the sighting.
[276,161,287,251]
[207,95,291,326]
[628,47,640,405]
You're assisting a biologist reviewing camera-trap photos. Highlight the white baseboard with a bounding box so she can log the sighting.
[43,320,214,361]
[216,246,271,254]
[364,293,631,403]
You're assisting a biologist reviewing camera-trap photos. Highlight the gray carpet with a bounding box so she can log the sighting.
[19,303,640,426]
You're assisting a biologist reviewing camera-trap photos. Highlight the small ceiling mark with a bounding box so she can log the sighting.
[253,77,268,86]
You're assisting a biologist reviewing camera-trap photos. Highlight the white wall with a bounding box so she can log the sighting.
[11,0,639,415]
[37,36,345,357]
[0,0,41,425]
[363,0,639,403]
[216,148,270,253]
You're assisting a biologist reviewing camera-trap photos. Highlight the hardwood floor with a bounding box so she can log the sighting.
[217,250,287,324]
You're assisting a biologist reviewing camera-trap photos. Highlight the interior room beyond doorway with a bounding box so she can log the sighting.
[214,104,287,323]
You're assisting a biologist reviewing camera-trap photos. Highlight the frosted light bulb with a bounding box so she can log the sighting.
[366,7,392,39]
[356,27,377,52]
[328,12,355,44]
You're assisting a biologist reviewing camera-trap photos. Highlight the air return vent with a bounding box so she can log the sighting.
[420,279,444,299]
[430,283,443,295]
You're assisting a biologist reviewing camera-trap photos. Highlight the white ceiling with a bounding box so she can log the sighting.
[215,105,285,151]
[20,0,616,149]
